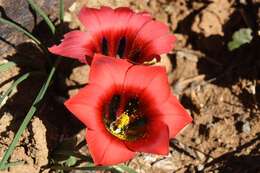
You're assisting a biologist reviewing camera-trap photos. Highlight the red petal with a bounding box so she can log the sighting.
[107,7,134,56]
[64,84,104,130]
[137,11,152,18]
[79,6,115,32]
[135,20,169,43]
[78,7,101,32]
[151,96,193,138]
[125,121,169,155]
[96,6,115,31]
[89,54,133,88]
[141,34,176,62]
[140,67,170,106]
[124,12,153,57]
[125,12,152,35]
[129,21,170,59]
[76,6,174,63]
[114,7,134,29]
[48,31,94,63]
[86,128,135,165]
[124,65,170,103]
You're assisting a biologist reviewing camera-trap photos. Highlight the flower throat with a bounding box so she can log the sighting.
[103,94,147,141]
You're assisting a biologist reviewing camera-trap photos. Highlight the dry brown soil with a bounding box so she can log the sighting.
[0,0,260,172]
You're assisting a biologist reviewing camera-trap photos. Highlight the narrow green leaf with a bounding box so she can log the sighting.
[228,28,253,51]
[0,17,41,45]
[26,0,55,34]
[0,62,16,72]
[59,0,64,23]
[65,156,77,167]
[0,17,49,55]
[51,165,113,171]
[0,58,61,169]
[0,73,30,107]
[113,165,137,173]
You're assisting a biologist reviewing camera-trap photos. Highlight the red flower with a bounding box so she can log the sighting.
[49,6,175,64]
[65,54,192,165]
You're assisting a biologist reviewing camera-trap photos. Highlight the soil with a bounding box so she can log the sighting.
[0,0,260,173]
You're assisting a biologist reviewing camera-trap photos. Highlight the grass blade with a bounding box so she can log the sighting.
[0,17,49,56]
[0,17,41,45]
[0,62,16,72]
[59,0,64,23]
[26,0,55,34]
[113,165,137,173]
[0,58,61,169]
[51,164,137,172]
[51,165,113,171]
[0,73,30,107]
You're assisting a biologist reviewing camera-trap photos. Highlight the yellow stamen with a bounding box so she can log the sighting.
[106,112,144,141]
[108,112,131,140]
[116,112,130,129]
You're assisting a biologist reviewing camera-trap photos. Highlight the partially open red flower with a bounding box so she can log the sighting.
[49,6,175,64]
[65,54,192,165]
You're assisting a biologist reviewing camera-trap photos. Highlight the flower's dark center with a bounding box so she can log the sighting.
[108,94,121,121]
[100,35,145,61]
[101,37,108,55]
[129,49,141,62]
[117,36,126,58]
[101,36,127,58]
[103,94,147,141]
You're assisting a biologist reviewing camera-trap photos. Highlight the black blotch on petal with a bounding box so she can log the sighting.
[101,37,108,55]
[129,117,147,127]
[125,97,140,115]
[130,49,141,62]
[109,95,121,121]
[117,37,126,58]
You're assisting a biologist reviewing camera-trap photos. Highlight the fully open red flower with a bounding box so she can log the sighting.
[65,54,192,165]
[49,6,175,64]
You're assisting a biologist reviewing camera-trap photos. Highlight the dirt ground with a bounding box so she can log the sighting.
[0,0,260,172]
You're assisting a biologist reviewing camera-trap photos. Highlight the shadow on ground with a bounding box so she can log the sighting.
[204,133,260,173]
[0,6,84,157]
[175,1,260,109]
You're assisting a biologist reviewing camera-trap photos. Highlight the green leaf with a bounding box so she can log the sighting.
[0,73,30,107]
[228,28,253,51]
[65,156,77,167]
[0,17,42,45]
[0,62,16,72]
[26,0,56,34]
[51,165,114,171]
[0,58,61,169]
[113,165,138,173]
[0,17,49,56]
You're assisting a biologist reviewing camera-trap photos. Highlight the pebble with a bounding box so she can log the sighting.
[242,121,251,133]
[196,151,206,161]
[197,164,204,171]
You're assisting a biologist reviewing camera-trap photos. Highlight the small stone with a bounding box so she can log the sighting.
[142,153,159,163]
[155,54,172,74]
[0,113,13,133]
[239,0,247,5]
[242,121,251,133]
[207,157,213,163]
[196,151,206,161]
[197,164,204,171]
[195,138,201,144]
[153,157,176,172]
